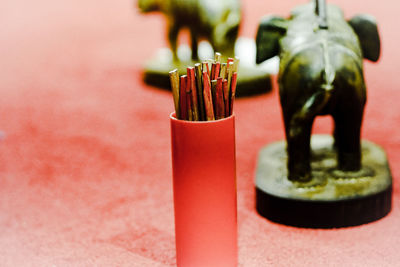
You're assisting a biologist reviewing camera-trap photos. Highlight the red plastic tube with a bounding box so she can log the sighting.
[170,113,237,267]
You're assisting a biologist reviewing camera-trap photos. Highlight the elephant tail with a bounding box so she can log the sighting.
[289,41,335,137]
[320,40,335,93]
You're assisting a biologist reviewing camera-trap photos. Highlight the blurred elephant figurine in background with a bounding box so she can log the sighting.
[256,0,380,182]
[138,0,241,62]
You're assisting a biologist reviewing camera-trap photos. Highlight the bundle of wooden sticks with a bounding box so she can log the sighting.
[169,53,239,121]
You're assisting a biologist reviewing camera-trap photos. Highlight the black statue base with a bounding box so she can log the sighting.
[142,40,273,97]
[255,135,392,228]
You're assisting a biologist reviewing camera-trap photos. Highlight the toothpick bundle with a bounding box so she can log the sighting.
[169,53,239,121]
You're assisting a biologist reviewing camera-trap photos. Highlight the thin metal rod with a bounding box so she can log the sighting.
[315,0,328,29]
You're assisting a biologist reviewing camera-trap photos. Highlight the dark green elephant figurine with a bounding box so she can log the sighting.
[138,0,241,62]
[256,0,380,182]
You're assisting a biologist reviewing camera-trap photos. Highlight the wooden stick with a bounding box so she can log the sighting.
[179,75,188,120]
[169,69,180,118]
[233,57,240,72]
[214,52,222,62]
[214,62,221,80]
[195,63,205,121]
[223,79,230,117]
[215,77,225,120]
[226,62,234,106]
[220,63,227,80]
[230,72,238,115]
[187,67,199,121]
[211,62,221,81]
[186,88,193,121]
[210,63,216,83]
[211,79,218,115]
[202,71,215,121]
[202,62,210,77]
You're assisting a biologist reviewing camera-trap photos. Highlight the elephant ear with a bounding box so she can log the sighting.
[256,15,287,64]
[348,14,381,62]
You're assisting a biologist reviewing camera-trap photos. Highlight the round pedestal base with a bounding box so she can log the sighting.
[256,186,392,228]
[255,135,392,228]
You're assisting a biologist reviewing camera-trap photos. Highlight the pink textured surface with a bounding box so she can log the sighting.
[0,0,399,266]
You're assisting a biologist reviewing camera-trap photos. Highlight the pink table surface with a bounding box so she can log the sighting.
[0,0,399,266]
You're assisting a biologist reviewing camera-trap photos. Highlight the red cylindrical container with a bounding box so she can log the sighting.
[170,113,237,267]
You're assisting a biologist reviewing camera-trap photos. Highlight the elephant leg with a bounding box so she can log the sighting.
[223,41,235,60]
[190,30,198,61]
[224,26,238,58]
[333,125,339,150]
[212,20,239,59]
[211,37,235,60]
[333,105,364,171]
[168,23,179,63]
[284,113,314,182]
